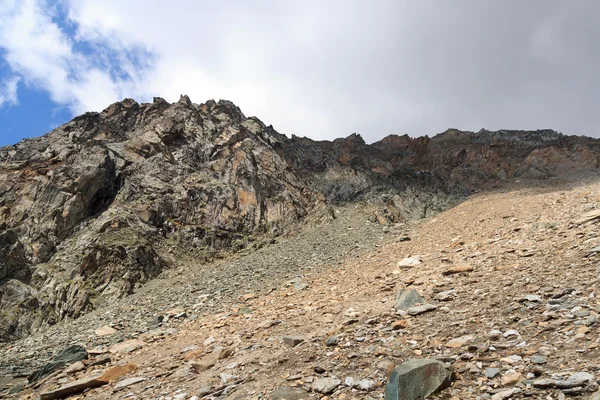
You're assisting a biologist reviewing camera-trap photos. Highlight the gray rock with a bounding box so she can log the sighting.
[28,345,88,383]
[394,289,425,311]
[531,355,547,364]
[407,304,437,316]
[485,368,501,378]
[556,372,594,388]
[325,336,339,347]
[313,377,341,394]
[283,336,304,347]
[270,386,308,400]
[384,359,451,400]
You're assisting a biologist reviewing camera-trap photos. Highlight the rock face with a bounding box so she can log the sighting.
[1,95,600,342]
[0,97,315,341]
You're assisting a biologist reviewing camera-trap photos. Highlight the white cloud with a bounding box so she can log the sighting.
[1,0,600,140]
[0,76,20,107]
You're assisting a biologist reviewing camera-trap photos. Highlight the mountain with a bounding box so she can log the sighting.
[1,95,599,343]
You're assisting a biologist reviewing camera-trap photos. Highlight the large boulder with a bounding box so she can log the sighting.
[385,359,451,400]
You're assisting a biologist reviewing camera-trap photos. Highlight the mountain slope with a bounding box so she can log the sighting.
[1,96,600,343]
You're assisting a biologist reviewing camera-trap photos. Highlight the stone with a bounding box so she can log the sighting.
[95,325,117,336]
[114,377,146,390]
[181,344,199,354]
[532,379,556,389]
[109,339,144,354]
[191,347,233,372]
[556,372,594,388]
[531,355,547,364]
[326,336,339,347]
[491,388,521,400]
[63,361,86,374]
[397,256,422,268]
[500,371,522,386]
[503,330,520,339]
[435,290,456,301]
[283,336,304,347]
[270,385,309,400]
[574,209,600,224]
[441,265,473,275]
[357,379,375,390]
[39,373,106,400]
[391,320,409,330]
[394,289,425,311]
[384,359,451,400]
[590,391,600,400]
[28,345,88,383]
[488,329,503,340]
[407,304,437,315]
[313,377,341,394]
[485,368,501,379]
[446,335,474,348]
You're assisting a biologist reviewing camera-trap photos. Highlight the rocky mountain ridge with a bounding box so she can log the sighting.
[1,95,600,343]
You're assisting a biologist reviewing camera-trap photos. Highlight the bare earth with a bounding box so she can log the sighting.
[5,176,600,399]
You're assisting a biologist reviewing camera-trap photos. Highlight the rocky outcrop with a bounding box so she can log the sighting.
[1,95,599,342]
[0,96,317,341]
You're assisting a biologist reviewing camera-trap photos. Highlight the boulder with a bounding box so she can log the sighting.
[384,359,451,400]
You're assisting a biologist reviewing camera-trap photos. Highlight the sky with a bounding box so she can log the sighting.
[0,1,599,147]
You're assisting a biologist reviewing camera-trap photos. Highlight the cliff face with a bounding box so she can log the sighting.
[1,96,599,341]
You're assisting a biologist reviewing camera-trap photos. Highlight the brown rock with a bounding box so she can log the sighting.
[441,265,474,275]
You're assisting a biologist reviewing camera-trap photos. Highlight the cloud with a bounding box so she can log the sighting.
[0,76,20,107]
[1,0,600,141]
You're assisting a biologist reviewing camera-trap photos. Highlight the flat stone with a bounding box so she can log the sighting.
[63,361,86,374]
[532,379,556,389]
[313,377,341,394]
[531,355,547,364]
[40,373,106,400]
[384,359,451,400]
[441,265,473,275]
[270,385,309,400]
[446,335,474,348]
[109,339,144,355]
[394,289,425,311]
[485,368,501,379]
[325,336,338,347]
[95,325,117,336]
[114,377,146,390]
[491,388,521,400]
[556,371,594,388]
[407,304,437,316]
[397,256,421,268]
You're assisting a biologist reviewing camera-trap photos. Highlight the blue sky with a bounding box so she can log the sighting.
[1,0,599,148]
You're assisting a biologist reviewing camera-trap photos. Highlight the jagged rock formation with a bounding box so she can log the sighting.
[1,95,599,342]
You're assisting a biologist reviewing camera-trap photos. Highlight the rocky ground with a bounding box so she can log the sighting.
[2,175,600,399]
